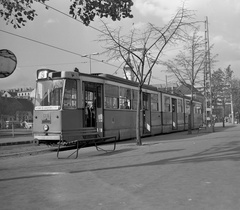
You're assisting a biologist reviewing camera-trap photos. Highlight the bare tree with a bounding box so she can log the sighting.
[99,6,195,145]
[163,27,215,133]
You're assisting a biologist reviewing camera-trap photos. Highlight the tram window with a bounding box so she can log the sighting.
[143,93,149,110]
[35,80,63,108]
[105,97,118,109]
[178,99,183,113]
[195,104,202,114]
[185,100,190,114]
[164,96,170,112]
[63,79,77,109]
[105,84,119,109]
[151,94,158,111]
[132,90,138,110]
[120,87,131,109]
[97,86,101,108]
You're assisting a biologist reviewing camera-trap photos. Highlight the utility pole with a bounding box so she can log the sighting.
[204,16,214,132]
[82,53,99,74]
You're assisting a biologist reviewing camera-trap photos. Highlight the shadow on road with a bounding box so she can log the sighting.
[69,138,240,174]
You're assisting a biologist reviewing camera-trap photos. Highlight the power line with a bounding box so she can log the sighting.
[1,2,171,83]
[0,29,121,69]
[18,61,87,68]
[38,1,105,34]
[0,29,85,57]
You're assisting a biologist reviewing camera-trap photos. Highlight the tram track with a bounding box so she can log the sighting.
[0,139,119,159]
[0,144,57,159]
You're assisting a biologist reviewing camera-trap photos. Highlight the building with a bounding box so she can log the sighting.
[1,90,17,98]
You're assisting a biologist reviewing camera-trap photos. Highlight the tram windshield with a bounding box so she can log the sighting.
[35,79,63,110]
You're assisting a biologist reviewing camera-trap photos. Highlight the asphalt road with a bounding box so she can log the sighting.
[0,123,240,210]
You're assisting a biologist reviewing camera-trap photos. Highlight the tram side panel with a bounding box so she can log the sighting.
[193,102,203,129]
[162,112,173,133]
[193,113,202,128]
[61,109,83,140]
[177,112,185,131]
[104,109,136,140]
[151,110,162,135]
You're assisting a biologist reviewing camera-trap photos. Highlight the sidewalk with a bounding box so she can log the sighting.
[0,122,231,147]
[0,135,35,146]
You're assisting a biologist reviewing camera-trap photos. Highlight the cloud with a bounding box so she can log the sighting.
[131,22,148,30]
[134,0,184,23]
[44,18,58,26]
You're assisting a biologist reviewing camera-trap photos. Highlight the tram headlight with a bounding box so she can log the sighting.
[43,124,49,131]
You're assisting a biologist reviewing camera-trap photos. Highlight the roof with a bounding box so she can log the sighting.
[176,84,203,96]
[2,91,18,98]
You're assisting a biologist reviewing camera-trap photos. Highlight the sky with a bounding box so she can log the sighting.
[0,0,240,90]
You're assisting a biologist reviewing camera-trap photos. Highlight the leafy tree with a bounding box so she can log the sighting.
[99,6,195,145]
[0,97,22,116]
[211,65,233,126]
[0,0,134,28]
[232,78,240,123]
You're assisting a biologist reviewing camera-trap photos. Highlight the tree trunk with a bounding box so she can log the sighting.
[222,100,225,127]
[136,86,142,145]
[188,100,193,134]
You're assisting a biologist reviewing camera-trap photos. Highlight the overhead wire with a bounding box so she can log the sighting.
[1,1,169,82]
[0,29,121,70]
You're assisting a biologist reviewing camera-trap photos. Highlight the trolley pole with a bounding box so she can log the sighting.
[204,16,214,132]
[82,53,99,74]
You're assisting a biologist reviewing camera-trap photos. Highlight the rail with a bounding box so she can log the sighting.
[0,128,33,138]
[57,128,117,159]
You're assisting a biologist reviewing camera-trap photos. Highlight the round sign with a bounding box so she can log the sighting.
[0,49,17,78]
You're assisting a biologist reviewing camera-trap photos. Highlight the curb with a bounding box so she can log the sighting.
[0,147,56,158]
[0,139,38,147]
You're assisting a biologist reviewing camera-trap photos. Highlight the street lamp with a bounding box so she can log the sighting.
[82,52,99,74]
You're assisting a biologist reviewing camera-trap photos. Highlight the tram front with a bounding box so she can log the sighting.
[33,69,81,145]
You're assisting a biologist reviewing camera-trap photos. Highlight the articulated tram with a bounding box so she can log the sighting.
[33,69,203,144]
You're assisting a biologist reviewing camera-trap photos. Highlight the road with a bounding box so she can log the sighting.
[0,123,240,210]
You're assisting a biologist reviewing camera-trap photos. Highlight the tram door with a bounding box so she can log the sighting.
[172,98,177,130]
[143,92,151,134]
[84,82,103,136]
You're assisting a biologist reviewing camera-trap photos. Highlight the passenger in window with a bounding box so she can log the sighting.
[124,101,130,109]
[85,102,91,127]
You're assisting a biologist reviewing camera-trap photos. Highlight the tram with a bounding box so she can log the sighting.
[33,69,203,144]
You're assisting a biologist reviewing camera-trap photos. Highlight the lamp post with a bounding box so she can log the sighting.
[82,52,99,74]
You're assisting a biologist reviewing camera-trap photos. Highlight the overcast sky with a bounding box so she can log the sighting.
[0,0,240,90]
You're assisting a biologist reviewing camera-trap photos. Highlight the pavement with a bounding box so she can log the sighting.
[1,122,240,210]
[0,135,35,146]
[0,123,224,147]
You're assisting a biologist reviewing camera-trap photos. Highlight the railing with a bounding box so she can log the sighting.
[0,128,33,138]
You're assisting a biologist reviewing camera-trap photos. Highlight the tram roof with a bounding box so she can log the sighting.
[92,73,158,91]
[43,69,201,102]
